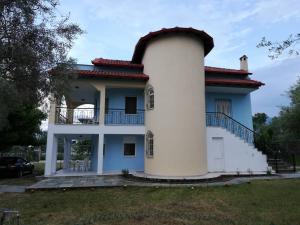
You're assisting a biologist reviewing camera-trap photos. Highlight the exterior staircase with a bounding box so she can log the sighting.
[206,112,296,173]
[206,112,268,173]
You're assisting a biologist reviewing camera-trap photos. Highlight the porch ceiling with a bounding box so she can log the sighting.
[55,133,96,140]
[67,81,98,105]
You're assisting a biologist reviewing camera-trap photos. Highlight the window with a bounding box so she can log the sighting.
[215,99,232,116]
[125,97,137,114]
[103,144,106,156]
[146,85,154,110]
[105,98,109,114]
[124,143,135,156]
[146,131,154,158]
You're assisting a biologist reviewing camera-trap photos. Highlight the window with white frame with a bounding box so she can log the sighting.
[146,85,154,110]
[146,131,154,158]
[215,99,232,116]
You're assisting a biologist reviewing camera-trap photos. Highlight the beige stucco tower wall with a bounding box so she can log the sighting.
[136,29,213,177]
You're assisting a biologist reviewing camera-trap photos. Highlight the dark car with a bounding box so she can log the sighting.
[0,157,34,177]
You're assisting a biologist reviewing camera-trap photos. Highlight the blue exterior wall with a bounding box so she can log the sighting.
[103,134,144,172]
[106,88,144,110]
[205,92,253,129]
[104,88,145,125]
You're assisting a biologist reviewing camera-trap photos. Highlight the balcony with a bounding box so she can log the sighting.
[55,107,144,125]
[55,107,99,125]
[105,109,144,125]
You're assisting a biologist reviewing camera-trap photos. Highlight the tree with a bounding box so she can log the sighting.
[253,113,274,153]
[72,140,91,160]
[278,78,300,140]
[0,0,82,148]
[253,112,268,132]
[257,33,300,59]
[253,78,300,154]
[0,105,46,150]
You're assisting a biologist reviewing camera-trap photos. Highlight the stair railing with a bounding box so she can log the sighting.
[206,112,255,145]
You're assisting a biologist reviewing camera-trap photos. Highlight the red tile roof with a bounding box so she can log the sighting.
[77,70,149,81]
[92,58,143,69]
[91,58,251,75]
[205,66,251,75]
[205,78,264,88]
[132,27,214,63]
[76,70,263,88]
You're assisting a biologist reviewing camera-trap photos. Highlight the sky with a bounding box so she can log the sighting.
[57,0,300,118]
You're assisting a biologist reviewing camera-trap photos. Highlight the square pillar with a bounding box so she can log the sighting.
[97,133,104,174]
[99,86,106,125]
[45,133,58,176]
[48,94,57,124]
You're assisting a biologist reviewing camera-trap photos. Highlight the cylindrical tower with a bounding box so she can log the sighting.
[132,28,214,177]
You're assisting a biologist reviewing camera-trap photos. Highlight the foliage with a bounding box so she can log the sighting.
[257,34,300,59]
[278,78,300,140]
[253,113,274,153]
[0,105,46,150]
[34,131,48,146]
[121,168,129,177]
[72,140,91,160]
[0,0,82,149]
[253,78,300,154]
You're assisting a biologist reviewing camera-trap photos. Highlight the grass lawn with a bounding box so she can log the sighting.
[0,174,39,185]
[0,179,299,225]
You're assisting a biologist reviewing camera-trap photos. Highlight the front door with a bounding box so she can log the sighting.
[211,137,225,172]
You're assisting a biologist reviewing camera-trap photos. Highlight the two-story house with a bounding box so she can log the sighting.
[45,27,268,178]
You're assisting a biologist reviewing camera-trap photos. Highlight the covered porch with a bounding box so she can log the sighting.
[45,131,145,176]
[45,133,104,176]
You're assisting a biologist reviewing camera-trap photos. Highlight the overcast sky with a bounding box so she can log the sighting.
[57,0,300,117]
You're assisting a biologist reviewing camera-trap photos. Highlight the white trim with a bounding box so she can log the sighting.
[48,124,146,135]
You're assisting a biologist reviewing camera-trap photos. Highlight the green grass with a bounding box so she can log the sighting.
[0,175,38,185]
[0,179,300,225]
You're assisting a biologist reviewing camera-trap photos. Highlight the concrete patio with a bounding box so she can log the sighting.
[24,172,300,191]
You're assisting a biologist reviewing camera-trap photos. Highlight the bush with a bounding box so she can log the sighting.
[121,169,129,177]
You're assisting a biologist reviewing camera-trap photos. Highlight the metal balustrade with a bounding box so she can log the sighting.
[105,109,145,125]
[55,107,144,125]
[206,112,254,145]
[55,107,99,125]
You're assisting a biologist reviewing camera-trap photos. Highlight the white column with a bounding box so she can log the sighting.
[48,94,57,124]
[45,132,58,176]
[99,86,106,125]
[63,137,71,169]
[97,133,104,174]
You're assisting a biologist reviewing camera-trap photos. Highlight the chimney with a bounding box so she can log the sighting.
[239,55,248,71]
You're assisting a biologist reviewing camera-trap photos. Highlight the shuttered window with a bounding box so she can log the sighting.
[215,99,232,116]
